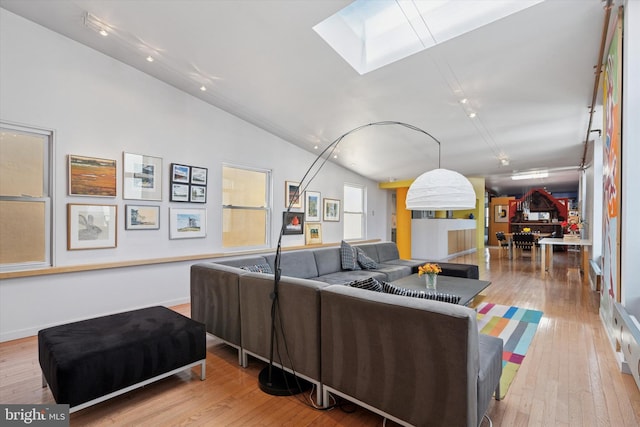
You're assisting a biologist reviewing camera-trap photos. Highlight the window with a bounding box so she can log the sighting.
[0,123,52,271]
[344,183,365,240]
[222,165,271,248]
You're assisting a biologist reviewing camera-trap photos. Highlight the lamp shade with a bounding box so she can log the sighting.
[405,168,476,210]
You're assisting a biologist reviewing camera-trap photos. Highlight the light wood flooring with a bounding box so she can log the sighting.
[1,247,640,426]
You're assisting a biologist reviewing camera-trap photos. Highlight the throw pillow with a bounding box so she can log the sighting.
[346,277,383,292]
[340,240,361,271]
[356,247,378,269]
[382,281,460,304]
[239,263,274,274]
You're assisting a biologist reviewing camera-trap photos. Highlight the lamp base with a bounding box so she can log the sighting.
[258,365,312,396]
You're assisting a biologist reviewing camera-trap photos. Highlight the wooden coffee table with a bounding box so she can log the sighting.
[391,274,491,306]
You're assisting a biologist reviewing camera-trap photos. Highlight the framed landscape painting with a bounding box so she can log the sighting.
[67,203,117,250]
[190,185,207,203]
[171,183,190,202]
[305,191,321,222]
[169,208,206,239]
[123,152,162,201]
[191,166,208,185]
[285,181,302,209]
[68,155,117,197]
[305,222,322,245]
[171,163,190,183]
[323,198,340,222]
[125,205,160,230]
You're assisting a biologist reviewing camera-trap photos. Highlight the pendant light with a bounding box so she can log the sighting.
[405,130,476,211]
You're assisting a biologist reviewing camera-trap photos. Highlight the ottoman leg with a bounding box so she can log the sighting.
[200,359,206,380]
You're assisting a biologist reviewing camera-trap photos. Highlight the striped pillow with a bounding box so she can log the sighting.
[346,277,383,292]
[239,263,274,274]
[382,281,460,304]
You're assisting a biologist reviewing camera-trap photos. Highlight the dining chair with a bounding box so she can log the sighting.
[513,232,535,258]
[495,232,510,258]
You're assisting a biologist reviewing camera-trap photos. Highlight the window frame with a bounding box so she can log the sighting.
[343,182,366,240]
[221,163,272,250]
[0,122,54,272]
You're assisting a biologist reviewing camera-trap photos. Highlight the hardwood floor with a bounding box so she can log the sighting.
[2,248,640,426]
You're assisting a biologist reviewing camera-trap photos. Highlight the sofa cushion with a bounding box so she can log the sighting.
[373,263,412,282]
[382,258,429,274]
[346,277,383,292]
[239,263,273,274]
[340,241,361,271]
[356,247,379,269]
[374,242,401,262]
[264,251,319,279]
[313,248,342,276]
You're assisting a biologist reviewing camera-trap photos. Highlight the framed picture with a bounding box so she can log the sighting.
[285,181,302,209]
[494,205,508,223]
[190,185,207,203]
[67,203,117,250]
[125,205,160,230]
[305,191,321,222]
[171,163,190,183]
[282,211,304,235]
[68,155,117,197]
[171,183,190,202]
[191,166,208,185]
[305,222,322,245]
[123,153,162,201]
[323,198,340,222]
[169,208,206,239]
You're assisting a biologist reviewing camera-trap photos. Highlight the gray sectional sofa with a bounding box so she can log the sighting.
[190,241,500,426]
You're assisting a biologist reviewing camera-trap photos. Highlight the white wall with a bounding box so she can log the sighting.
[0,10,389,341]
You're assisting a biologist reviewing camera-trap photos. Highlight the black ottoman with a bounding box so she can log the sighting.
[438,262,479,279]
[38,306,206,412]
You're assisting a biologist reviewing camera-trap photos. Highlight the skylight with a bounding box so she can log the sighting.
[313,0,544,74]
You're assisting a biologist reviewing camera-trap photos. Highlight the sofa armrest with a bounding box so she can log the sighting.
[190,263,245,346]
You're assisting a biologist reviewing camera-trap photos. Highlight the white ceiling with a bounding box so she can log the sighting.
[1,0,610,195]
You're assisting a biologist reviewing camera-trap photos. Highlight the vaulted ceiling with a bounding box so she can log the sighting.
[1,0,611,195]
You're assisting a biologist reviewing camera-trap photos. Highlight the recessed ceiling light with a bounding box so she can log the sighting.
[146,56,154,62]
[84,13,110,37]
[200,86,207,91]
[512,171,548,180]
[333,154,338,159]
[460,98,468,104]
[468,112,477,118]
[313,145,319,150]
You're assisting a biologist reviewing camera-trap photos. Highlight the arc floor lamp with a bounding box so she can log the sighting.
[259,121,476,396]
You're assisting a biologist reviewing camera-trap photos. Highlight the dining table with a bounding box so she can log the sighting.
[538,237,593,272]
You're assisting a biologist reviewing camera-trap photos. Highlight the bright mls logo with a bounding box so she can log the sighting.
[1,405,69,426]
